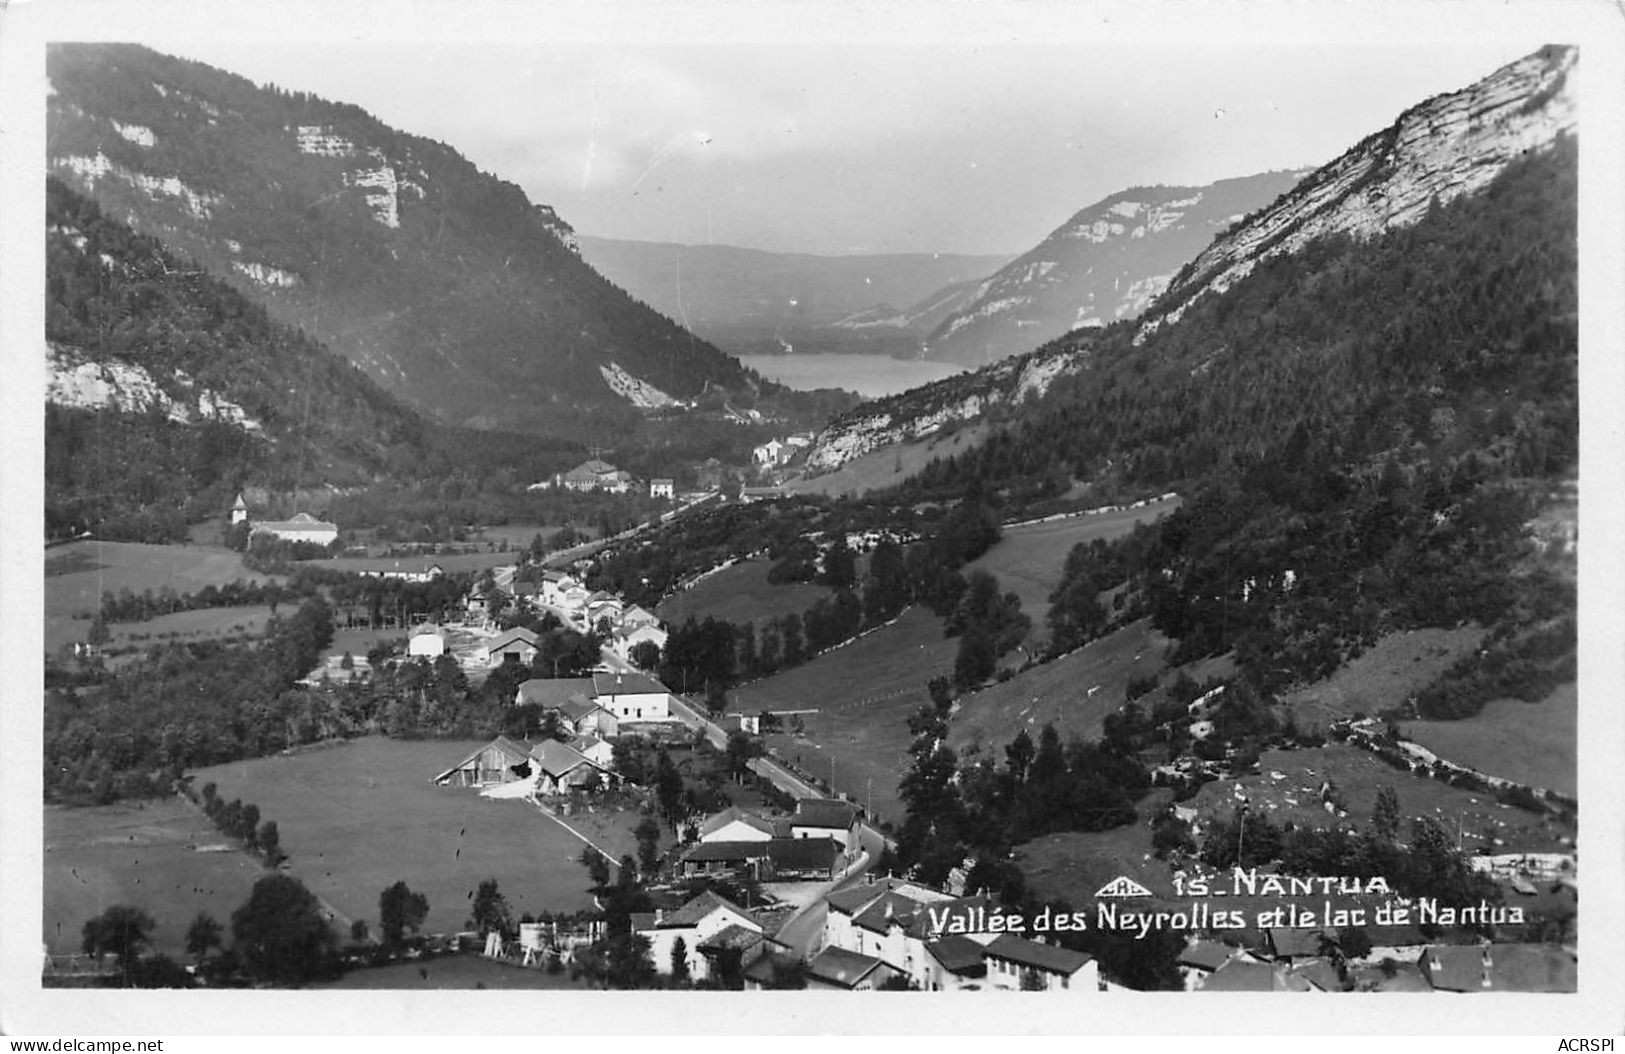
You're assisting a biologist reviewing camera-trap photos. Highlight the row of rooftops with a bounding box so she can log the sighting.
[1181,932,1577,993]
[820,876,1094,985]
[433,732,613,784]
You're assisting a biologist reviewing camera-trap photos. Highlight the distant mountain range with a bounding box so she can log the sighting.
[804,44,1578,476]
[45,44,764,438]
[576,236,1008,358]
[917,171,1309,368]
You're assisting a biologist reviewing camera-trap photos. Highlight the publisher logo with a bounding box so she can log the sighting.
[1095,875,1154,899]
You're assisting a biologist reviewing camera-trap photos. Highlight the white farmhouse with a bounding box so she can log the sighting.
[592,670,673,722]
[250,511,338,545]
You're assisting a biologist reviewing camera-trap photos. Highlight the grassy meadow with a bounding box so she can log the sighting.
[192,737,648,936]
[43,797,268,959]
[656,558,833,629]
[967,495,1181,647]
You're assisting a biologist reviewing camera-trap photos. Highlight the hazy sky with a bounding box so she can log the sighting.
[95,5,1562,255]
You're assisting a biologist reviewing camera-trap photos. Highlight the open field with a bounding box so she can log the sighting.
[1402,682,1576,797]
[1283,626,1486,729]
[43,798,267,959]
[45,603,275,658]
[787,423,992,499]
[656,559,833,629]
[45,540,267,620]
[1186,743,1573,853]
[193,737,649,935]
[470,524,586,550]
[968,496,1182,646]
[318,952,584,990]
[742,605,957,822]
[947,618,1172,755]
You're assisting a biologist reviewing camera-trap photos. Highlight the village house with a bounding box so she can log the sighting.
[819,876,960,988]
[407,624,446,658]
[515,677,596,711]
[674,835,841,882]
[527,739,613,795]
[752,439,786,466]
[465,581,510,624]
[982,935,1100,992]
[788,798,861,858]
[230,492,249,525]
[609,623,667,662]
[553,458,635,494]
[433,735,534,787]
[632,891,772,984]
[250,511,339,546]
[538,570,575,606]
[922,935,990,991]
[484,626,540,668]
[785,433,813,449]
[569,733,616,769]
[738,486,789,504]
[697,806,776,844]
[649,478,675,500]
[804,946,900,991]
[1418,943,1576,993]
[592,670,674,722]
[1198,957,1312,992]
[620,605,660,631]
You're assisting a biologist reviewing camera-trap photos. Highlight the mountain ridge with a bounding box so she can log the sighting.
[45,43,763,438]
[919,170,1308,368]
[803,45,1579,476]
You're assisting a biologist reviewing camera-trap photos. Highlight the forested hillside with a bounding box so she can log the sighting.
[900,136,1578,704]
[46,44,766,437]
[45,178,582,542]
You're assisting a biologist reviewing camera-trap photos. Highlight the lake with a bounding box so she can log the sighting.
[739,353,967,399]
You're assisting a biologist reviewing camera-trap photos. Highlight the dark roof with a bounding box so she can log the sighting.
[516,678,597,708]
[698,806,775,840]
[680,840,772,864]
[1420,945,1489,992]
[452,735,532,770]
[698,924,767,954]
[485,627,541,652]
[664,890,756,929]
[629,912,658,933]
[825,883,887,917]
[852,891,925,934]
[1200,959,1281,992]
[925,935,988,975]
[806,947,886,989]
[1178,939,1237,972]
[1488,943,1577,992]
[527,739,602,777]
[1266,926,1327,959]
[561,697,606,722]
[767,836,840,871]
[792,798,859,829]
[1291,959,1344,992]
[593,670,668,696]
[984,935,1092,976]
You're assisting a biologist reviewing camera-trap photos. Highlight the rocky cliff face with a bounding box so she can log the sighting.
[807,44,1579,478]
[802,338,1089,473]
[1140,45,1577,340]
[46,44,754,436]
[921,171,1306,367]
